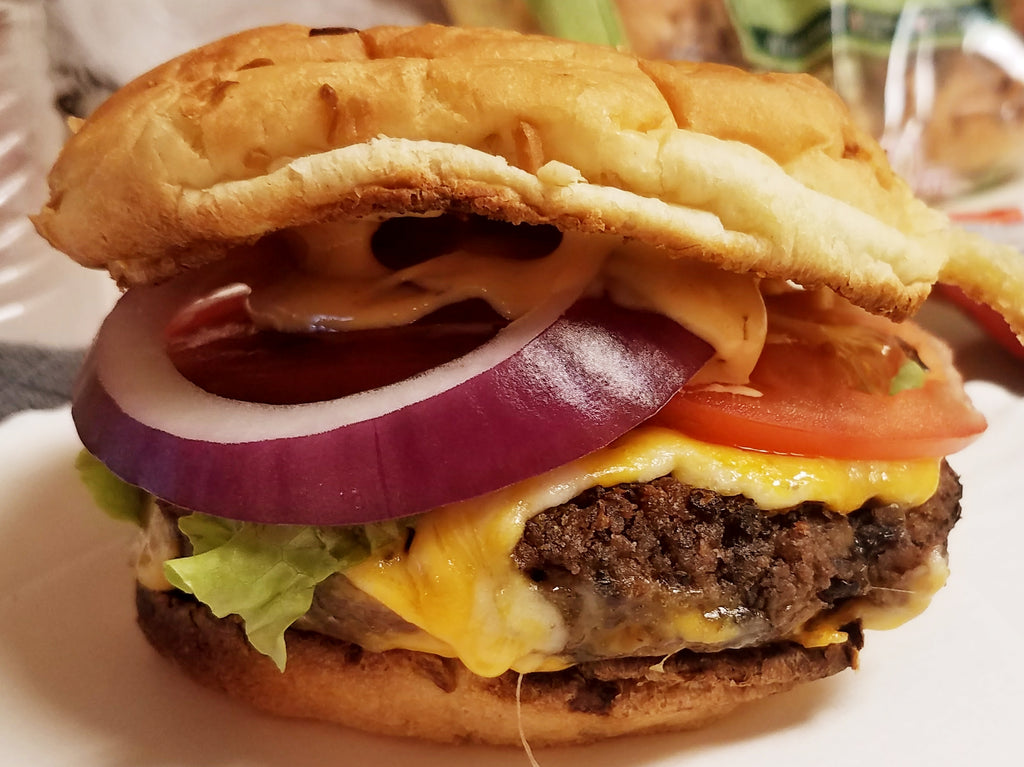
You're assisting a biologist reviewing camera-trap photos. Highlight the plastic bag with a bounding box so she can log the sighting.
[721,1,1024,201]
[449,1,1024,200]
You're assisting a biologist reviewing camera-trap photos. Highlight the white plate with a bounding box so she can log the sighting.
[1,323,1022,767]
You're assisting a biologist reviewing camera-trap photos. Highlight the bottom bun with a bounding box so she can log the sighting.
[137,586,862,745]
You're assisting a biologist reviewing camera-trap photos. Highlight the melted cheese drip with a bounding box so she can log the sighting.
[793,548,950,647]
[135,498,177,592]
[344,426,942,677]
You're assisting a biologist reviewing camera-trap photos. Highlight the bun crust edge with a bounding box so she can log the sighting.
[33,24,1024,338]
[32,24,963,322]
[136,585,861,746]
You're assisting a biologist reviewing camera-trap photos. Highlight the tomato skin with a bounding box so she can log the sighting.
[165,292,507,405]
[657,381,984,460]
[653,293,987,460]
[934,283,1024,361]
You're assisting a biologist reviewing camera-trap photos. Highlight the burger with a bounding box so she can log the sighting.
[32,24,1024,746]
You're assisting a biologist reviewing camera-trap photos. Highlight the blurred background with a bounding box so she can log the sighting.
[3,0,1024,350]
[2,0,453,347]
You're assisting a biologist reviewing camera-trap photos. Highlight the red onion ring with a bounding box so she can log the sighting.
[73,268,713,525]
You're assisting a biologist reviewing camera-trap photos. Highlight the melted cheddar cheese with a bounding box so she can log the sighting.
[344,426,942,677]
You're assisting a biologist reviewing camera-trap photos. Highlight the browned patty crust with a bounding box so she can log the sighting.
[136,585,863,745]
[158,461,960,665]
[513,462,961,660]
[140,460,958,746]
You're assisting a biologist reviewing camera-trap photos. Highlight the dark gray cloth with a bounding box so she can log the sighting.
[0,344,84,420]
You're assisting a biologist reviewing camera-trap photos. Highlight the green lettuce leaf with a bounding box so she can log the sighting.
[75,450,148,525]
[889,358,928,395]
[164,514,410,670]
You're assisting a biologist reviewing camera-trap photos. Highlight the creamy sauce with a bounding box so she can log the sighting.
[243,217,768,386]
[603,241,766,384]
[246,220,610,330]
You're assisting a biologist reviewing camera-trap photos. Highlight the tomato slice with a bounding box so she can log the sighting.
[165,290,507,405]
[934,283,1024,360]
[653,291,987,460]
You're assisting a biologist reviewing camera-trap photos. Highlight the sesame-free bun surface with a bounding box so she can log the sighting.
[137,586,861,746]
[32,24,1023,333]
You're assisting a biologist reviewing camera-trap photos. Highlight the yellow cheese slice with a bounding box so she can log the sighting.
[345,426,942,676]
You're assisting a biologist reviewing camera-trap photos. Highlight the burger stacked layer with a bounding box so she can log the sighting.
[33,24,1024,745]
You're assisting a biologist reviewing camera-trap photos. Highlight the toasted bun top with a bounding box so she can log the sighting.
[32,24,1024,333]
